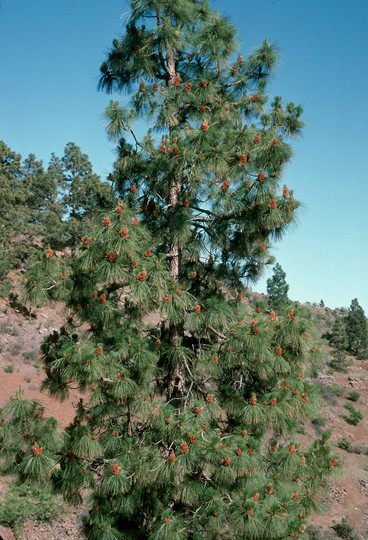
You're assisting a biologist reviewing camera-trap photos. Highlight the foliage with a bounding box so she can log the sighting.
[0,278,12,299]
[1,1,339,539]
[337,438,351,451]
[331,518,360,540]
[0,140,114,282]
[0,480,59,531]
[327,351,350,373]
[55,142,115,247]
[341,403,363,426]
[267,263,290,312]
[345,299,368,360]
[328,315,349,354]
[346,391,360,402]
[3,364,14,373]
[307,525,336,540]
[0,141,26,278]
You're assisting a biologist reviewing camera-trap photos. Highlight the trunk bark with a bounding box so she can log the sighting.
[166,47,185,408]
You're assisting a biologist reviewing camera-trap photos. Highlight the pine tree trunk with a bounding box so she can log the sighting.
[166,48,185,408]
[167,176,184,407]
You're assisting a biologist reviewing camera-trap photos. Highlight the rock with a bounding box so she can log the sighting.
[0,525,15,540]
[358,479,368,496]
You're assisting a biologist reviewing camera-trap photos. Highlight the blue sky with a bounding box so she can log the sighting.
[1,0,368,313]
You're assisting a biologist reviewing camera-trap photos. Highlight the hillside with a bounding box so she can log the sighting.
[0,291,367,539]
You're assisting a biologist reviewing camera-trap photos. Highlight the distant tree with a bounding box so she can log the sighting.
[346,299,368,359]
[23,153,64,248]
[0,141,27,277]
[329,314,349,353]
[0,140,114,282]
[266,263,290,312]
[60,142,115,247]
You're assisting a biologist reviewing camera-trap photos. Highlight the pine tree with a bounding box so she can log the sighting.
[59,142,115,247]
[267,263,290,312]
[0,140,26,278]
[346,299,368,359]
[22,153,65,248]
[0,140,112,281]
[329,313,349,353]
[1,2,338,539]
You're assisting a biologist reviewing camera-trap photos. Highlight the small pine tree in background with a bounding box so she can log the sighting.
[267,263,290,312]
[1,2,338,539]
[326,314,350,371]
[345,299,368,359]
[329,314,349,353]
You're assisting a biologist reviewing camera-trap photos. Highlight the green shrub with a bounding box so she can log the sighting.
[328,352,350,373]
[331,517,360,539]
[337,438,352,451]
[0,481,60,530]
[4,364,14,373]
[347,391,360,402]
[0,278,12,299]
[307,524,336,539]
[342,404,364,426]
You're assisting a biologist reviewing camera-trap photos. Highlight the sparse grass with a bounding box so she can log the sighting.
[8,342,23,356]
[330,383,345,396]
[348,444,368,456]
[22,350,38,363]
[0,322,17,335]
[314,381,340,405]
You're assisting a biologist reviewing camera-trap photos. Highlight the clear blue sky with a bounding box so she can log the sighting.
[1,0,368,313]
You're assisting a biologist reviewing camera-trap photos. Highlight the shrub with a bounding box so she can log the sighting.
[347,391,360,402]
[0,278,12,299]
[342,404,364,426]
[4,364,14,373]
[328,351,350,373]
[0,481,59,531]
[331,517,360,539]
[337,438,352,451]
